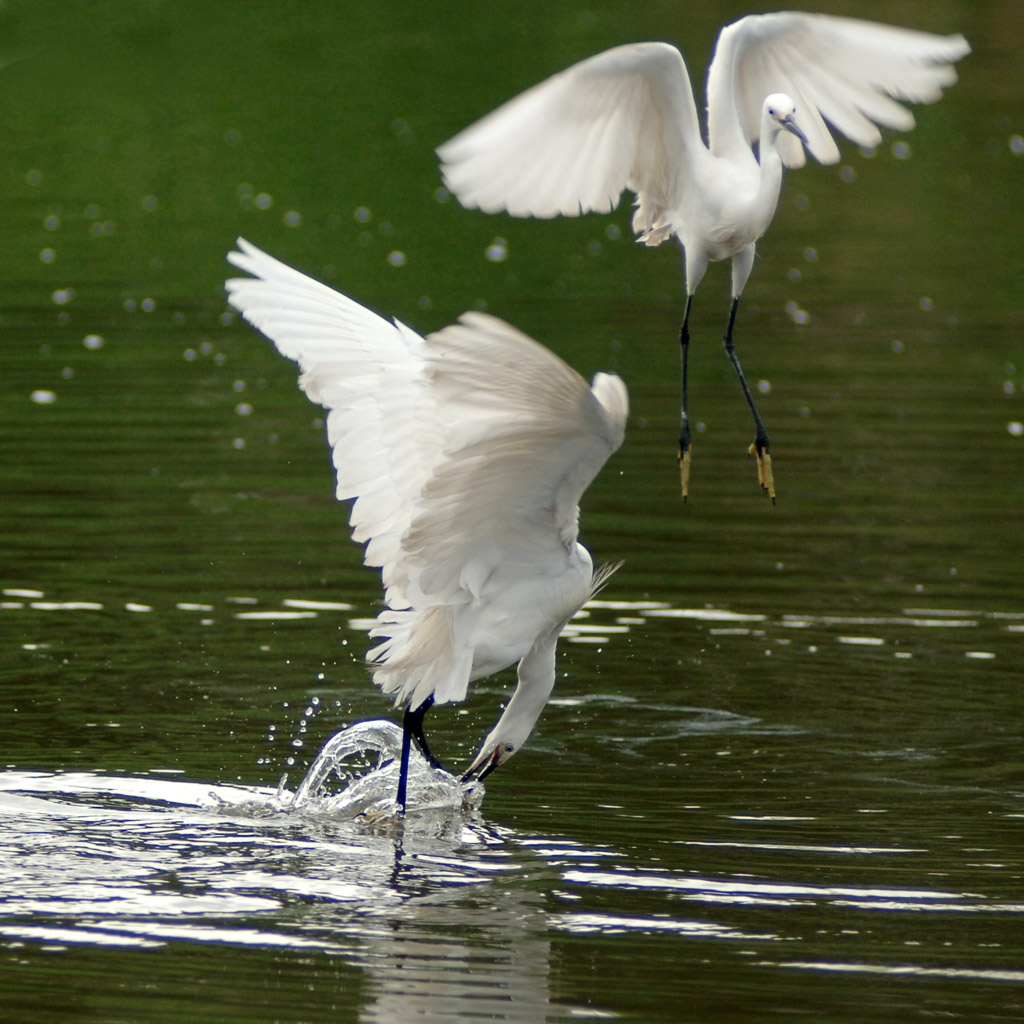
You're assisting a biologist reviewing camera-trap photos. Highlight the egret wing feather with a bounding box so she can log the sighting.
[226,236,627,640]
[227,239,446,611]
[438,42,704,233]
[402,312,627,605]
[707,12,970,167]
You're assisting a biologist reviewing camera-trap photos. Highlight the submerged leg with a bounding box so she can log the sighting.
[396,696,443,816]
[678,294,694,501]
[722,297,775,503]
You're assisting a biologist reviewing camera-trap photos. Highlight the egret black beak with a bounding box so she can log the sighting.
[781,115,808,147]
[462,747,502,783]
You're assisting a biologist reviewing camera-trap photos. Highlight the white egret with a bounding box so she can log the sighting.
[225,239,627,814]
[437,12,970,501]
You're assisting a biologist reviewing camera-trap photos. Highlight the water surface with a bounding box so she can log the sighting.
[2,1,1023,1021]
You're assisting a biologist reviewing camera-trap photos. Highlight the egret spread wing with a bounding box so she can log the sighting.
[706,12,970,167]
[226,238,445,608]
[438,42,704,236]
[403,311,627,604]
[226,239,627,615]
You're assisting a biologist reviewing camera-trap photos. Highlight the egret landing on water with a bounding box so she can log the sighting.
[225,239,627,816]
[437,12,970,502]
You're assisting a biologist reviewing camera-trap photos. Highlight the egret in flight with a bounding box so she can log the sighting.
[437,12,970,501]
[226,239,627,815]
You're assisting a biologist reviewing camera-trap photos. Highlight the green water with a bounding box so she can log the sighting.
[2,1,1024,1021]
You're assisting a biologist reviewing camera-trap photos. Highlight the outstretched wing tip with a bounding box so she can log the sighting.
[710,12,969,164]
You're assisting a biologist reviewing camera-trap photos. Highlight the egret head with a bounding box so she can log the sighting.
[763,93,808,146]
[462,737,517,782]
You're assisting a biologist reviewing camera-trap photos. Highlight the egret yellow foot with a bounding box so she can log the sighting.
[678,446,692,502]
[748,443,775,504]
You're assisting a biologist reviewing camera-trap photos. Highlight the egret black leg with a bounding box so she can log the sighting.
[405,695,444,770]
[397,711,414,816]
[396,696,443,816]
[722,297,776,503]
[678,295,694,501]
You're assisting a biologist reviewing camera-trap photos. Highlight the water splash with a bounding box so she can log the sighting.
[291,719,484,821]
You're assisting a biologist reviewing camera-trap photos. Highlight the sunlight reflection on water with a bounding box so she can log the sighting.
[2,753,1021,1012]
[5,586,1021,662]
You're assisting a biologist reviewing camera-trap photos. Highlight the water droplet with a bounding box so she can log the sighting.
[235,402,253,416]
[485,237,508,262]
[39,248,56,264]
[919,297,933,312]
[1010,135,1024,156]
[283,210,302,227]
[891,339,904,354]
[254,192,273,210]
[1007,421,1024,437]
[30,390,56,404]
[891,140,912,160]
[839,164,856,182]
[784,300,809,325]
[43,214,60,231]
[83,334,104,350]
[51,288,74,305]
[387,250,406,267]
[391,117,414,144]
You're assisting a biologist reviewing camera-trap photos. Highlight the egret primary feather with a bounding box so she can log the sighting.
[225,239,627,813]
[437,12,969,500]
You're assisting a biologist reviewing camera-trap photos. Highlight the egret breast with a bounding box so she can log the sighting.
[465,556,592,681]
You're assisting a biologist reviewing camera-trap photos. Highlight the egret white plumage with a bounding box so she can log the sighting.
[437,12,970,501]
[225,239,627,814]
